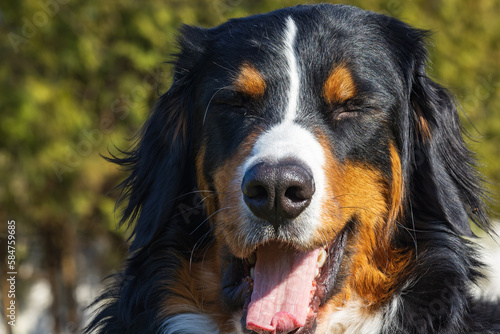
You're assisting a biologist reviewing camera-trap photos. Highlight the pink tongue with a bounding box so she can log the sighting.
[246,243,320,333]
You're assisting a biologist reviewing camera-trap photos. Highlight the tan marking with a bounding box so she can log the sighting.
[315,136,412,311]
[195,143,217,218]
[160,247,231,329]
[233,63,266,98]
[339,158,411,307]
[414,103,432,142]
[212,131,261,258]
[323,64,356,104]
[388,143,404,224]
[160,245,245,333]
[316,134,344,243]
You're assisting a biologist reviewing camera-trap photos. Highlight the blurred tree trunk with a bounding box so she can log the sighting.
[62,220,79,331]
[42,221,62,333]
[41,218,79,333]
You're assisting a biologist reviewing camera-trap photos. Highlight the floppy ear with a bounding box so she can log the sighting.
[376,18,489,234]
[109,25,208,251]
[409,61,489,235]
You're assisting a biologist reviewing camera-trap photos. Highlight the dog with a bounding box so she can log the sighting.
[87,4,500,333]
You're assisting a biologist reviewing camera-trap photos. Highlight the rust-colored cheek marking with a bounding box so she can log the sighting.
[323,64,356,104]
[195,143,218,219]
[233,63,266,98]
[316,133,344,242]
[212,131,261,258]
[341,160,411,307]
[337,162,388,224]
[315,142,411,311]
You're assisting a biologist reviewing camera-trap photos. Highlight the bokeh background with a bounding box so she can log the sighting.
[0,0,499,333]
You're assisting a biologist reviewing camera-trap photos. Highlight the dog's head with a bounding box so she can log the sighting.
[114,4,489,333]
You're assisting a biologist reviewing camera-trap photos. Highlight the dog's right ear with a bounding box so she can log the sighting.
[108,25,209,252]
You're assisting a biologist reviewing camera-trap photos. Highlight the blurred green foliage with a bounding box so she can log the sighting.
[0,0,499,332]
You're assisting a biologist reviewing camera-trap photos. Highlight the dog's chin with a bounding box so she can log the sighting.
[221,229,349,333]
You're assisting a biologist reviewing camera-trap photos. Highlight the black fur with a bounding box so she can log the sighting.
[86,4,499,333]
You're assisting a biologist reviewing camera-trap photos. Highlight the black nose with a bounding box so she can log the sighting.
[241,161,315,223]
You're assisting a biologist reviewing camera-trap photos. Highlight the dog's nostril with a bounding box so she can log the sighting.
[285,185,310,202]
[244,184,268,200]
[285,186,301,202]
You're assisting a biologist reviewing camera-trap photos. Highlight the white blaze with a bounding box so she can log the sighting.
[240,17,327,242]
[283,16,300,122]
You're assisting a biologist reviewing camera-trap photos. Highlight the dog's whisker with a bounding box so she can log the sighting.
[170,189,217,202]
[189,206,234,236]
[203,85,233,126]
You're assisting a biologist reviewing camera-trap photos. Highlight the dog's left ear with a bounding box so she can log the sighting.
[408,55,489,235]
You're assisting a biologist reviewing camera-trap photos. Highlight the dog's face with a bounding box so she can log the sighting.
[192,7,407,332]
[195,15,405,252]
[111,4,488,334]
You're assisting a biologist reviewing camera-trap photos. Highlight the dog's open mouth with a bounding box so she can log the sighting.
[223,230,348,334]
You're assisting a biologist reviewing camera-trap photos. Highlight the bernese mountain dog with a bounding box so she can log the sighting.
[87,4,500,334]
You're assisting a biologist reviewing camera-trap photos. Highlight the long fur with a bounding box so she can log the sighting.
[86,5,500,333]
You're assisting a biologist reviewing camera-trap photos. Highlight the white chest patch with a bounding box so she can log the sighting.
[160,313,220,334]
[320,295,402,334]
[324,300,385,334]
